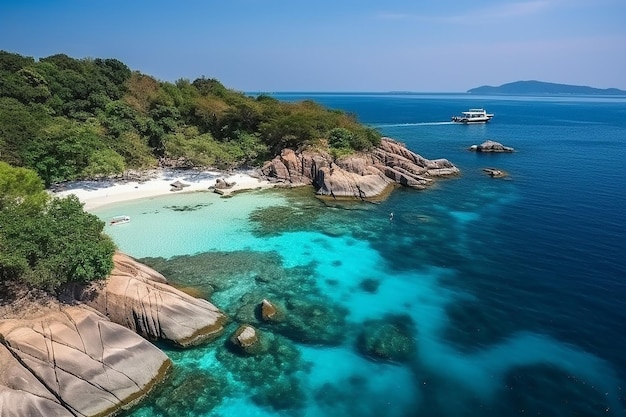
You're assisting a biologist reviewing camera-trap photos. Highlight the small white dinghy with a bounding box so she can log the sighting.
[110,215,130,225]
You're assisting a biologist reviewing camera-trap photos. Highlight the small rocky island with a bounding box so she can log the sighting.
[483,168,508,178]
[260,137,460,200]
[469,140,515,153]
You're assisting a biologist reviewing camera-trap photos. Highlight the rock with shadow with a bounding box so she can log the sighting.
[469,140,515,153]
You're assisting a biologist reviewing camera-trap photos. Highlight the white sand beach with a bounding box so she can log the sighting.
[52,169,275,211]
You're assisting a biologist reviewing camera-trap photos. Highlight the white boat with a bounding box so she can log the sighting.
[452,108,494,124]
[110,215,130,225]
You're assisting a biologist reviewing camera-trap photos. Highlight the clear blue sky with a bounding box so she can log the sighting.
[1,0,625,92]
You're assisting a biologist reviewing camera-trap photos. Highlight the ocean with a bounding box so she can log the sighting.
[97,93,626,417]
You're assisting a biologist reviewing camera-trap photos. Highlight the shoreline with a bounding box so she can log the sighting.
[51,169,275,211]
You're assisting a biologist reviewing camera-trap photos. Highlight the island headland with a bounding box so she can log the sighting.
[260,137,459,200]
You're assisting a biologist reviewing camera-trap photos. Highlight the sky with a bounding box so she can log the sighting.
[1,0,625,92]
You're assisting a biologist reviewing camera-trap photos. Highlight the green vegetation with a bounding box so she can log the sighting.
[0,50,381,186]
[0,162,115,291]
[0,50,380,294]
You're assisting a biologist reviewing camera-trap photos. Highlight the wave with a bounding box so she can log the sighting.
[373,121,454,127]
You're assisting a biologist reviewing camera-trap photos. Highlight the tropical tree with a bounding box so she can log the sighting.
[0,161,47,210]
[0,163,115,290]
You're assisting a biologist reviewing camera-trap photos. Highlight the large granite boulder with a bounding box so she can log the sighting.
[260,137,459,199]
[0,305,171,417]
[260,148,332,185]
[77,252,228,347]
[0,344,70,417]
[315,164,393,200]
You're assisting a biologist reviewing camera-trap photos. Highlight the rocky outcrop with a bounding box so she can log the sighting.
[214,178,236,189]
[260,298,280,322]
[0,305,171,417]
[212,178,237,195]
[260,137,459,200]
[230,324,262,354]
[483,168,508,178]
[0,252,231,416]
[77,252,227,348]
[469,140,515,152]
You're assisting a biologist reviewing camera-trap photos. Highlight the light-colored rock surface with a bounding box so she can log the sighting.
[260,298,279,321]
[230,324,261,354]
[78,252,227,347]
[0,305,170,417]
[236,325,257,347]
[260,138,459,199]
[0,343,70,417]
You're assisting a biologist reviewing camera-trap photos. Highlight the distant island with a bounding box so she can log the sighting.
[467,80,626,95]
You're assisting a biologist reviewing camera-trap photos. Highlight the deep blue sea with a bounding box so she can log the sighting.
[104,93,626,417]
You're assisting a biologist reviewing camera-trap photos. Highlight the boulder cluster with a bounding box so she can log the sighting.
[0,252,227,417]
[260,137,459,200]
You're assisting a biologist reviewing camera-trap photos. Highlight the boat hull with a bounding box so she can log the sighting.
[451,116,491,124]
[451,108,494,124]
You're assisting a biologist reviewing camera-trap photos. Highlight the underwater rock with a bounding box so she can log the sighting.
[278,297,348,345]
[153,368,228,417]
[230,324,262,354]
[357,314,417,363]
[251,375,306,411]
[260,298,280,321]
[359,278,381,293]
[443,300,514,352]
[216,331,306,413]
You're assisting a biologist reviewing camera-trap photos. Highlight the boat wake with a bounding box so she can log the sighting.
[373,121,454,128]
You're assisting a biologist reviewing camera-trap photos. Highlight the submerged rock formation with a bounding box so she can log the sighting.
[76,252,228,347]
[230,324,262,354]
[357,314,417,363]
[483,168,508,178]
[469,140,515,153]
[260,298,281,322]
[260,137,459,200]
[0,305,171,417]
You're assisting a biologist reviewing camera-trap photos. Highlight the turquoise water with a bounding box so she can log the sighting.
[102,93,626,417]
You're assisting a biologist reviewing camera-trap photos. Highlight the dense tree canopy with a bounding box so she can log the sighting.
[0,50,381,185]
[0,162,115,291]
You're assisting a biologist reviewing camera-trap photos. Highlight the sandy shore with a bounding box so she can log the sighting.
[52,169,275,211]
